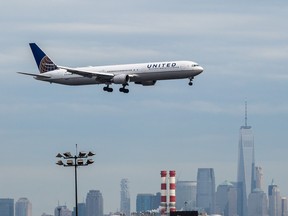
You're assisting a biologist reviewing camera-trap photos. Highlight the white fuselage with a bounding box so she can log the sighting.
[36,60,203,85]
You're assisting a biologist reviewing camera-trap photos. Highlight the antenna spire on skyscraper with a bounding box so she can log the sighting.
[245,101,247,127]
[241,101,251,129]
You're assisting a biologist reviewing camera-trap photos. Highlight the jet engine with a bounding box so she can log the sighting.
[112,74,130,84]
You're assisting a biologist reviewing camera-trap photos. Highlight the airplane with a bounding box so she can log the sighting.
[18,43,204,93]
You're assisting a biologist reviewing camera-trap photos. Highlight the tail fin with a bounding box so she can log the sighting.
[29,43,58,73]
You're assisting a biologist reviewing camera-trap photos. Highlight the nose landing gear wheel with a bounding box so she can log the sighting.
[188,77,194,86]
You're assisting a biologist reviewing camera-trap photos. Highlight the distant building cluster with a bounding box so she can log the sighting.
[0,198,32,216]
[131,115,288,216]
[2,107,288,216]
[0,190,104,216]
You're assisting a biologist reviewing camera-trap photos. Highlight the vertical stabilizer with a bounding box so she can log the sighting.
[29,43,57,73]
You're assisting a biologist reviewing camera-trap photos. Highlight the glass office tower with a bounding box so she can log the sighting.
[176,181,197,211]
[15,198,32,216]
[196,168,215,214]
[268,183,281,216]
[120,178,130,216]
[0,198,14,216]
[86,190,104,216]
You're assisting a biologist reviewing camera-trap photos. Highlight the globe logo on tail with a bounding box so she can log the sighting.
[39,56,57,73]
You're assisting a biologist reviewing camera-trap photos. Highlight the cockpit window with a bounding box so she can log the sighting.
[192,64,199,67]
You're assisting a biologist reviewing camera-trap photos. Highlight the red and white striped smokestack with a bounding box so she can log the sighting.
[160,170,167,214]
[169,170,176,212]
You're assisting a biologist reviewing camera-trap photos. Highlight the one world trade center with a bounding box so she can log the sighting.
[237,102,255,216]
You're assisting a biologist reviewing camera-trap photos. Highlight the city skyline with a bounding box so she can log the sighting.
[0,105,285,215]
[3,164,288,216]
[0,104,284,215]
[1,1,288,215]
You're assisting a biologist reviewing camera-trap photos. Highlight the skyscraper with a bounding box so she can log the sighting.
[86,190,104,216]
[176,181,197,211]
[196,168,215,214]
[247,189,268,216]
[255,166,264,190]
[136,194,157,213]
[120,178,130,216]
[215,181,237,216]
[237,102,255,216]
[268,182,281,216]
[0,198,14,216]
[15,198,32,216]
[281,197,288,216]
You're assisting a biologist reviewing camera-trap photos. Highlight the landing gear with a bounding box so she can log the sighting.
[119,84,129,93]
[103,84,130,93]
[188,77,194,86]
[103,85,113,92]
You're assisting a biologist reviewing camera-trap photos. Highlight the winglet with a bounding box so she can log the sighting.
[29,43,58,73]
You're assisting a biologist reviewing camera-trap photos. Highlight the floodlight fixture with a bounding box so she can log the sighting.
[78,151,87,158]
[86,159,94,165]
[56,160,64,166]
[63,152,73,158]
[56,153,64,158]
[77,159,84,165]
[66,159,74,166]
[87,151,95,157]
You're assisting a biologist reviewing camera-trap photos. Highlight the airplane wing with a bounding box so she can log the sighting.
[17,72,51,78]
[58,66,114,79]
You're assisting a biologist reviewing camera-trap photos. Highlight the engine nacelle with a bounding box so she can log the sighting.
[135,80,157,86]
[111,74,130,84]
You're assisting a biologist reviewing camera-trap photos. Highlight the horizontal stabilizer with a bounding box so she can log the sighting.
[17,72,51,78]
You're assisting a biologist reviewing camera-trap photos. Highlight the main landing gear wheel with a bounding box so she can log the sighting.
[119,84,129,93]
[103,86,113,92]
[119,88,129,93]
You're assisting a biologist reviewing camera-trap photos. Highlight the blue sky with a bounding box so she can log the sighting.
[1,0,288,215]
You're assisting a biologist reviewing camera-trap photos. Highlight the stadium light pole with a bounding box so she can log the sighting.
[56,144,95,216]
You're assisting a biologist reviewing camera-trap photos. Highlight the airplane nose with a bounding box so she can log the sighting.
[197,66,204,73]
